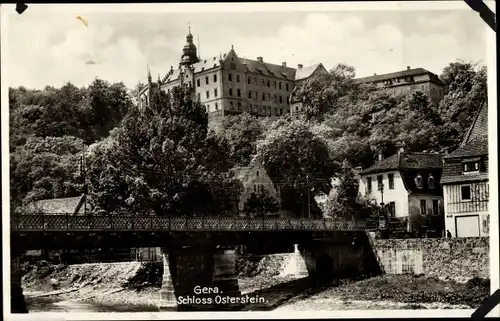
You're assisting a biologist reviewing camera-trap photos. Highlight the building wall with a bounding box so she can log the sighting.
[408,194,444,216]
[443,182,489,237]
[233,162,280,215]
[359,171,409,218]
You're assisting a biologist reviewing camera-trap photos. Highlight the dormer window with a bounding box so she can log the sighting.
[415,174,423,189]
[428,174,436,189]
[462,158,480,174]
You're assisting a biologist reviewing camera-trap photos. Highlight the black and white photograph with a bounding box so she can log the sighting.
[2,2,498,318]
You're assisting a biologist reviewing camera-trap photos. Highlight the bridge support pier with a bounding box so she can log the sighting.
[158,245,241,311]
[11,253,28,313]
[298,232,381,282]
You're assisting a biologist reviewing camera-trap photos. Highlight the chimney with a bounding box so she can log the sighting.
[257,57,263,63]
[378,151,384,162]
[374,73,377,76]
[297,64,303,69]
[407,66,410,70]
[398,146,405,154]
[170,66,173,71]
[282,62,287,68]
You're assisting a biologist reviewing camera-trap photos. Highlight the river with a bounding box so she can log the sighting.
[25,296,159,313]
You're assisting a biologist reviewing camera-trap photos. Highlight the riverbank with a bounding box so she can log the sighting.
[21,255,489,312]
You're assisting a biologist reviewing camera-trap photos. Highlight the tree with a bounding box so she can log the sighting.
[294,63,360,120]
[242,189,279,217]
[439,60,476,88]
[255,120,337,217]
[218,113,268,166]
[438,64,487,149]
[87,86,242,216]
[10,136,85,206]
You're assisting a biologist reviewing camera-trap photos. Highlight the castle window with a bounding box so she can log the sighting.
[254,92,257,100]
[230,63,236,69]
[215,102,219,110]
[428,174,435,189]
[274,107,277,115]
[249,103,252,112]
[262,93,265,101]
[197,93,200,101]
[214,74,217,82]
[238,102,242,110]
[295,106,298,111]
[236,74,240,82]
[230,101,234,110]
[279,82,282,90]
[197,79,200,87]
[274,81,277,89]
[214,88,218,97]
[267,93,270,100]
[229,88,233,96]
[248,91,252,99]
[267,80,270,87]
[415,174,423,189]
[280,109,283,115]
[274,94,277,103]
[229,73,232,81]
[254,185,257,192]
[205,76,209,85]
[206,104,209,112]
[286,83,289,91]
[247,77,251,84]
[256,171,259,177]
[279,96,283,104]
[254,77,257,84]
[237,89,241,97]
[261,79,265,86]
[206,91,210,99]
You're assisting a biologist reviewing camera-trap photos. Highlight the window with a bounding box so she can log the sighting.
[254,77,257,84]
[230,63,236,69]
[254,185,256,192]
[205,77,209,85]
[261,79,265,86]
[197,93,201,101]
[247,77,251,84]
[256,171,259,177]
[206,104,209,112]
[273,81,277,89]
[230,101,234,110]
[367,177,372,194]
[432,200,439,215]
[420,200,427,215]
[197,79,200,87]
[463,160,480,173]
[286,83,289,91]
[280,108,283,115]
[267,93,271,100]
[461,185,471,201]
[415,174,423,189]
[274,94,277,103]
[267,80,270,87]
[279,82,282,90]
[236,74,240,82]
[237,102,241,110]
[206,91,209,99]
[377,175,383,191]
[274,107,277,115]
[295,106,298,111]
[254,92,257,100]
[228,73,232,81]
[389,202,396,217]
[215,102,219,110]
[248,91,252,99]
[229,88,233,96]
[214,89,218,97]
[428,174,435,189]
[213,74,217,82]
[279,96,283,104]
[388,173,394,189]
[262,93,266,101]
[249,103,252,112]
[237,89,241,97]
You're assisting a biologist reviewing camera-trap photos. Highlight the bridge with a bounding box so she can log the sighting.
[10,213,381,313]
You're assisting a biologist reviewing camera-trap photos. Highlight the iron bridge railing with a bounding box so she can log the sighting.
[11,213,368,232]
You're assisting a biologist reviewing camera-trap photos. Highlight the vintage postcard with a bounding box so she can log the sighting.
[1,1,498,319]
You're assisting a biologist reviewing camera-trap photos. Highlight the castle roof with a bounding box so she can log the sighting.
[355,67,444,86]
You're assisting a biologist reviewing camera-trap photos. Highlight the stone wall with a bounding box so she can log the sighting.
[371,237,489,282]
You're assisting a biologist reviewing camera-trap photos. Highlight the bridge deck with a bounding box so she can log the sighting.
[11,214,367,232]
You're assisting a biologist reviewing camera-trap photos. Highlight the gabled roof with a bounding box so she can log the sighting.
[239,58,296,80]
[359,152,443,175]
[26,194,87,215]
[295,63,324,81]
[355,67,443,85]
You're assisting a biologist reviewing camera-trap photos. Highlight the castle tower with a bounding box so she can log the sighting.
[180,25,200,67]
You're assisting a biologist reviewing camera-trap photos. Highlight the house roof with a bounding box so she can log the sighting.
[355,67,443,85]
[241,57,297,80]
[441,173,489,184]
[295,63,324,81]
[26,195,87,215]
[359,152,443,175]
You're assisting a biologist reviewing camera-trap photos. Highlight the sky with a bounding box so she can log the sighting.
[3,3,492,90]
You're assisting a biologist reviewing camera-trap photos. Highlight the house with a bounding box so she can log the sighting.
[358,151,445,233]
[440,103,489,237]
[26,194,89,215]
[232,160,282,216]
[354,66,445,106]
